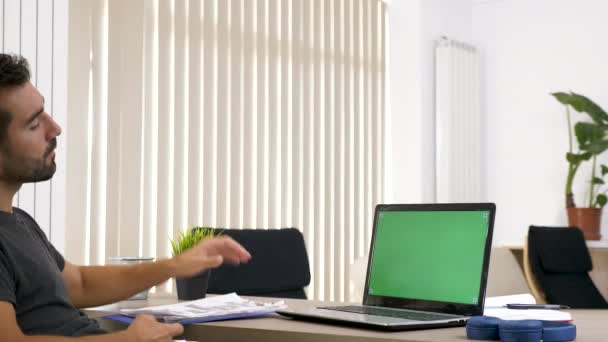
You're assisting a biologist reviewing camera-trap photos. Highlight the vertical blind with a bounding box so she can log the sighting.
[0,0,68,251]
[66,0,385,302]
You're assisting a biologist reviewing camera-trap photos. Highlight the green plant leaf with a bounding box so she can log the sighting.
[574,122,605,146]
[596,194,607,207]
[602,165,608,176]
[551,92,572,105]
[592,177,605,185]
[569,92,608,124]
[580,139,608,155]
[566,152,592,164]
[552,92,608,124]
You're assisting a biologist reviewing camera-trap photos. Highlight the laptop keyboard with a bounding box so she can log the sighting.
[320,305,456,321]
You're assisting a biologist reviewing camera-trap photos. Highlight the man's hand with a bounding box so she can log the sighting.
[125,315,184,342]
[171,236,251,278]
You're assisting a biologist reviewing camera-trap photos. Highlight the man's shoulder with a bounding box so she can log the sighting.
[12,207,41,228]
[11,207,46,240]
[12,207,33,220]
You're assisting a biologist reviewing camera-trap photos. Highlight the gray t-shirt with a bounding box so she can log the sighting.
[0,207,106,336]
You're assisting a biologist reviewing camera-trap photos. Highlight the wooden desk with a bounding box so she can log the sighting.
[85,297,608,342]
[504,241,608,303]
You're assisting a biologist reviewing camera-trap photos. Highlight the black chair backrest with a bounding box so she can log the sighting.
[528,225,608,308]
[207,228,311,299]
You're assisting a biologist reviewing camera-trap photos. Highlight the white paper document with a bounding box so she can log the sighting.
[120,293,287,323]
[484,293,536,308]
[484,294,572,322]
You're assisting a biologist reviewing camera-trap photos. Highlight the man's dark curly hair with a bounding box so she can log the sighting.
[0,54,31,143]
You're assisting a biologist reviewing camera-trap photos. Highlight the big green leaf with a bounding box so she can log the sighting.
[580,139,608,155]
[596,194,608,208]
[551,92,573,105]
[574,122,604,146]
[569,92,608,124]
[551,92,608,124]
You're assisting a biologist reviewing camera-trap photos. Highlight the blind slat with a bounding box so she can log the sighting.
[255,0,268,228]
[119,0,144,257]
[202,0,217,226]
[156,0,174,292]
[106,0,127,260]
[90,0,107,265]
[142,0,157,259]
[187,0,202,228]
[230,0,244,228]
[323,0,334,301]
[343,0,354,301]
[268,0,279,228]
[65,0,91,263]
[280,0,292,228]
[291,0,303,241]
[354,0,364,260]
[371,0,380,245]
[379,1,386,209]
[333,0,345,303]
[173,0,188,237]
[243,0,255,227]
[302,0,314,298]
[216,0,229,228]
[363,1,372,253]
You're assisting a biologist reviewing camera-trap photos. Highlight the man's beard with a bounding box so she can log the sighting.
[1,139,57,183]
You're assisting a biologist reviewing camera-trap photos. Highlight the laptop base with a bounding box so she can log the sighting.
[276,308,467,331]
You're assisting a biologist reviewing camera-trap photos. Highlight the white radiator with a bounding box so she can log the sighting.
[435,38,481,202]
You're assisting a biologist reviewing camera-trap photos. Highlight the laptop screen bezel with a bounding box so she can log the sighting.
[362,203,496,316]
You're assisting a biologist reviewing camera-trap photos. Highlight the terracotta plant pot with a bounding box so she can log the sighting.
[176,270,211,301]
[567,207,602,240]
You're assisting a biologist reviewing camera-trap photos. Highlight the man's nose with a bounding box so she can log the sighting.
[46,114,62,138]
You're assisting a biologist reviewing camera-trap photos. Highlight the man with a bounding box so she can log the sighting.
[0,54,252,341]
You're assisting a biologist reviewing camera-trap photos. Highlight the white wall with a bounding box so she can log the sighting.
[386,0,471,203]
[473,0,608,245]
[0,0,67,252]
[388,0,608,245]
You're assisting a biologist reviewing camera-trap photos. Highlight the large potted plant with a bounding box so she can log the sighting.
[170,227,218,300]
[552,92,608,240]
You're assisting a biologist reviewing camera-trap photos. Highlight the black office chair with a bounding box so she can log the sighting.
[207,228,311,299]
[527,225,608,308]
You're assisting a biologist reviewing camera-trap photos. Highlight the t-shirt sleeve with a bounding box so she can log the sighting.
[0,249,16,305]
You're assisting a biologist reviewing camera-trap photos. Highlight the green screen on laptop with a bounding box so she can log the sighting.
[367,210,490,305]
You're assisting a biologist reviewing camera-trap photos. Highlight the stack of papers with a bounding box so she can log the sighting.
[484,294,572,322]
[105,293,287,325]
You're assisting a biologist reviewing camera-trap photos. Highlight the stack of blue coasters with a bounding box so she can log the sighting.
[466,316,576,342]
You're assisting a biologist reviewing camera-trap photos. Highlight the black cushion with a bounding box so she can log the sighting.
[528,226,608,308]
[207,228,311,299]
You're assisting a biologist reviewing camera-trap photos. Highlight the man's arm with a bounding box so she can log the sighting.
[63,236,251,308]
[0,302,183,342]
[62,259,175,308]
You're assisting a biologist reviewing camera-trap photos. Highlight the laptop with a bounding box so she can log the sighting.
[277,203,496,331]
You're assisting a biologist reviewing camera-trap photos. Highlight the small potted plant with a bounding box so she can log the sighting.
[552,91,608,240]
[170,227,218,300]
